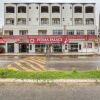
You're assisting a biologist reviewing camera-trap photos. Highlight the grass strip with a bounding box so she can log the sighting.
[0,68,100,79]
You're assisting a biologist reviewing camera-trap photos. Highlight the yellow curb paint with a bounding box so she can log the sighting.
[7,64,19,71]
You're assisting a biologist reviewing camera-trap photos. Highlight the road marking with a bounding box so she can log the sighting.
[24,59,46,71]
[19,60,42,71]
[15,61,32,71]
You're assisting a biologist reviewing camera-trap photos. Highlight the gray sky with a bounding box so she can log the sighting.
[0,0,100,28]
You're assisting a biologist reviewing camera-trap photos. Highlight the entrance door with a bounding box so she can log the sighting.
[19,44,29,53]
[53,44,62,53]
[68,43,78,52]
[7,43,14,53]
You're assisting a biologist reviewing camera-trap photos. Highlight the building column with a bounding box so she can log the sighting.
[14,44,19,53]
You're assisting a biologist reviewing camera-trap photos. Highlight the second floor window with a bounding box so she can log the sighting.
[41,6,48,13]
[75,18,83,25]
[5,18,14,25]
[18,6,26,13]
[52,18,60,25]
[6,6,15,13]
[19,30,28,35]
[41,18,49,25]
[85,6,94,13]
[86,18,94,25]
[17,18,26,25]
[74,6,82,13]
[52,6,60,13]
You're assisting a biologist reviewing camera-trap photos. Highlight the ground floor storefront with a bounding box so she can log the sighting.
[0,35,97,53]
[2,41,95,53]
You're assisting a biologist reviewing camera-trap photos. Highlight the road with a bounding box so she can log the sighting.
[0,83,100,100]
[0,55,100,71]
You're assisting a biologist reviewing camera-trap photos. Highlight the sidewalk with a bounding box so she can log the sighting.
[0,52,99,56]
[0,78,100,84]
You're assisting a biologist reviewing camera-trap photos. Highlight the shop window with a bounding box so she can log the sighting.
[74,6,82,13]
[6,6,15,13]
[41,6,48,13]
[30,45,32,50]
[18,6,26,13]
[52,6,60,13]
[85,6,94,13]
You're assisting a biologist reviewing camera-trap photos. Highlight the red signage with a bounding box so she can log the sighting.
[0,35,97,44]
[0,39,6,44]
[29,36,69,44]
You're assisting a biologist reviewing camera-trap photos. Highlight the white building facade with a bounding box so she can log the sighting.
[2,3,97,53]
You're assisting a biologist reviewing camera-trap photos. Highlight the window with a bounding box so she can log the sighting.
[5,18,14,25]
[18,6,26,13]
[85,6,94,13]
[41,6,48,13]
[86,18,94,25]
[67,30,74,35]
[53,30,63,35]
[65,45,67,50]
[6,6,14,13]
[41,18,49,25]
[52,6,60,13]
[76,30,84,35]
[87,30,95,35]
[52,18,60,25]
[19,30,28,35]
[17,18,26,25]
[30,45,32,50]
[4,30,13,35]
[75,18,83,25]
[38,30,47,35]
[74,6,82,13]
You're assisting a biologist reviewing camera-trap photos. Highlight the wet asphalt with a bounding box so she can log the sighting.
[0,83,100,100]
[0,55,100,71]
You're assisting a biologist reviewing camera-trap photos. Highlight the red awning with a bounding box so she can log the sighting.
[0,39,6,44]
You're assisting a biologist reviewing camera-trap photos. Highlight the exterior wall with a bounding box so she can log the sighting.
[3,3,97,53]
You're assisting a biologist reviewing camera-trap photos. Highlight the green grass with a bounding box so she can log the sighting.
[0,68,100,79]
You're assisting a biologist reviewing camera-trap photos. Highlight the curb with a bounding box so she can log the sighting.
[0,79,100,83]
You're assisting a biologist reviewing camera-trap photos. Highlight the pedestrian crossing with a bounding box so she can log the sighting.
[7,56,46,71]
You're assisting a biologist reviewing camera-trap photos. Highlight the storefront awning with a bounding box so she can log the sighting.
[0,35,97,44]
[0,38,6,44]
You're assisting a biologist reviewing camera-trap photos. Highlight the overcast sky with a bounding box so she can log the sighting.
[0,0,100,28]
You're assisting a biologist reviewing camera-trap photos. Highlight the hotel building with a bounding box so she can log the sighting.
[2,3,97,53]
